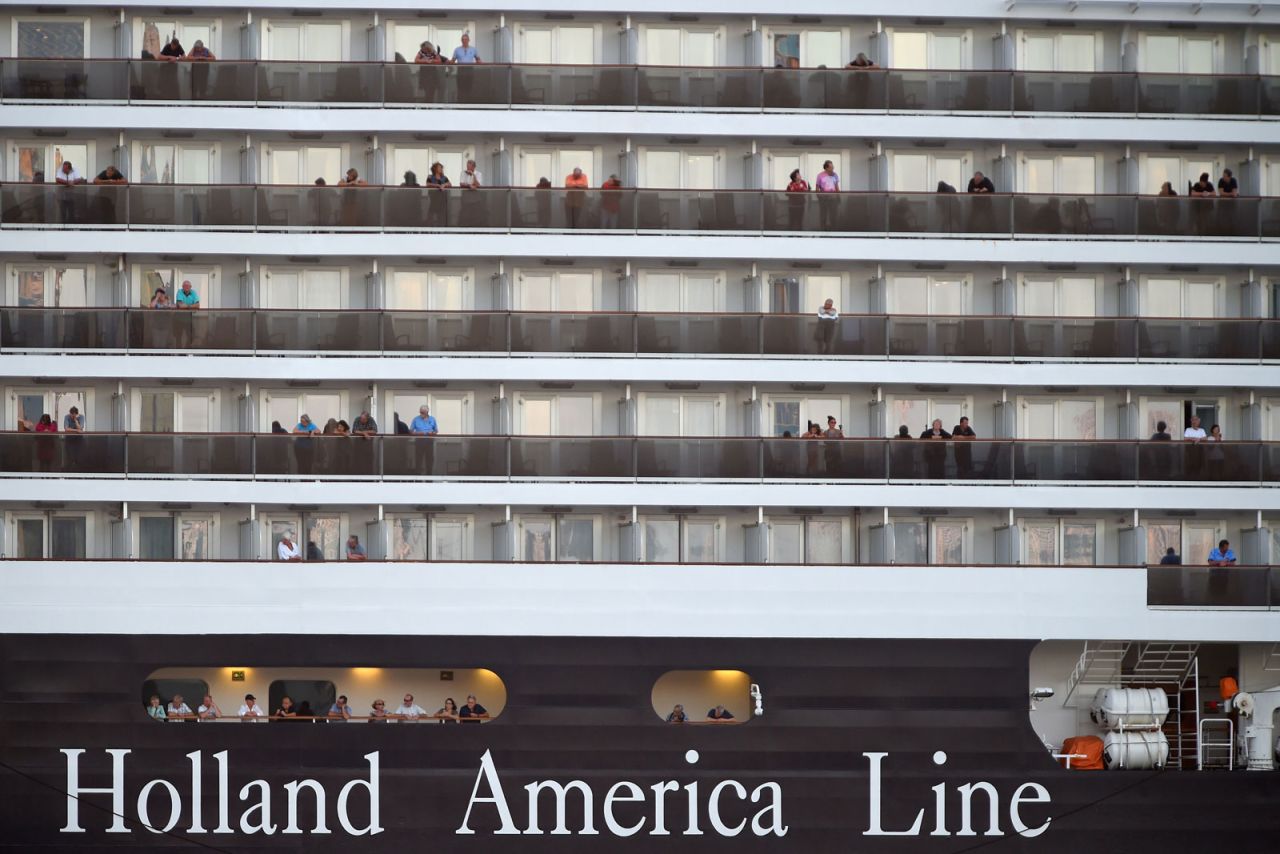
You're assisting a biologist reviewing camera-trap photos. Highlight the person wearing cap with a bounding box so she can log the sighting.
[238,693,265,721]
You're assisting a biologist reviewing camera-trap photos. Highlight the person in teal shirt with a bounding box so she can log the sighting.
[174,280,200,308]
[146,694,166,721]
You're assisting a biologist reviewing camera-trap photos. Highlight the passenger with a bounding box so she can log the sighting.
[1158,181,1177,197]
[936,180,957,193]
[411,404,439,474]
[277,531,303,562]
[951,415,976,477]
[1159,547,1181,566]
[395,693,427,720]
[1183,415,1206,442]
[564,166,589,228]
[370,699,389,722]
[352,410,378,437]
[706,704,735,721]
[816,298,839,353]
[294,414,319,435]
[666,704,688,723]
[400,170,420,187]
[460,159,482,189]
[92,165,127,185]
[426,162,452,225]
[459,159,484,225]
[895,425,912,439]
[306,541,324,561]
[335,420,350,436]
[1150,420,1171,441]
[238,693,265,721]
[458,693,489,722]
[55,160,85,186]
[63,406,84,433]
[451,32,481,64]
[346,534,367,561]
[328,695,352,721]
[175,279,200,309]
[149,287,173,309]
[920,419,951,440]
[160,36,185,60]
[197,693,223,720]
[167,694,193,720]
[919,419,950,479]
[786,168,811,230]
[271,420,288,434]
[1208,424,1224,442]
[147,694,167,721]
[967,171,995,194]
[55,161,86,224]
[600,173,623,229]
[322,417,338,435]
[296,700,314,719]
[1207,539,1237,567]
[274,695,297,720]
[188,39,215,60]
[1189,172,1215,234]
[823,416,844,439]
[337,168,367,187]
[414,40,443,64]
[1190,172,1216,197]
[815,160,840,230]
[314,177,326,186]
[847,52,876,68]
[436,697,460,723]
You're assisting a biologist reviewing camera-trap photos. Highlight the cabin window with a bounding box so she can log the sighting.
[652,670,753,724]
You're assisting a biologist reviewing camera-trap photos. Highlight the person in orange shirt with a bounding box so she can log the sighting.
[600,173,623,229]
[564,166,589,228]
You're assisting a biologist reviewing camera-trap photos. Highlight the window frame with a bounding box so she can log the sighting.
[260,18,352,61]
[1016,395,1104,440]
[7,139,97,183]
[884,28,973,70]
[1014,29,1104,72]
[516,513,602,561]
[5,510,93,559]
[383,266,476,311]
[6,262,95,308]
[135,511,219,560]
[1020,518,1101,566]
[635,391,726,436]
[11,16,92,58]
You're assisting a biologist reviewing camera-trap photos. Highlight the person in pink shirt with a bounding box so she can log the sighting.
[815,160,840,230]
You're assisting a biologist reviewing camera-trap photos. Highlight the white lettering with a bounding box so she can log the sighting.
[186,751,205,834]
[238,781,277,835]
[213,750,232,834]
[707,780,747,837]
[602,782,645,837]
[862,752,924,836]
[749,783,788,837]
[957,782,1002,837]
[524,779,597,835]
[1009,782,1052,838]
[683,780,701,836]
[282,780,329,834]
[456,749,519,835]
[137,779,181,834]
[648,781,679,836]
[60,748,130,834]
[336,753,383,836]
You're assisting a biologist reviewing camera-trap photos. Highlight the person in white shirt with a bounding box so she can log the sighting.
[197,694,222,721]
[55,161,84,185]
[394,693,427,720]
[459,159,482,188]
[816,298,840,354]
[238,693,265,721]
[277,533,302,562]
[167,694,193,720]
[1183,415,1207,442]
[817,298,839,321]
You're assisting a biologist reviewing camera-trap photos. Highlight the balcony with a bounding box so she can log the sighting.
[3,184,1278,239]
[1,434,1277,483]
[2,59,1278,116]
[1147,565,1280,609]
[3,309,1279,362]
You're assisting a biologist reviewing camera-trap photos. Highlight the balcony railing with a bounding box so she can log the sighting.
[2,434,1277,483]
[3,184,1278,238]
[2,59,1278,116]
[3,308,1279,362]
[1147,565,1280,608]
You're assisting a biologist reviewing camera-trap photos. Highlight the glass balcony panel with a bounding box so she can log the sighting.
[763,67,886,109]
[384,186,499,229]
[1262,76,1280,116]
[382,312,509,352]
[885,70,1011,111]
[1266,444,1280,483]
[510,437,632,477]
[1014,194,1131,236]
[0,433,125,474]
[381,436,505,478]
[1136,441,1260,482]
[511,65,639,107]
[1138,196,1258,238]
[510,313,634,353]
[632,190,760,232]
[257,185,381,229]
[126,434,252,476]
[636,438,761,479]
[887,439,1011,480]
[2,58,124,99]
[1014,71,1135,112]
[127,309,254,350]
[5,185,129,227]
[1139,319,1261,360]
[130,184,254,228]
[0,308,127,349]
[383,64,509,105]
[760,314,886,357]
[761,191,884,233]
[637,314,759,354]
[887,316,1012,358]
[1138,74,1258,115]
[637,67,729,108]
[1263,198,1280,239]
[1147,565,1272,608]
[1015,441,1135,481]
[762,438,887,478]
[511,187,630,230]
[0,184,56,225]
[255,310,381,352]
[254,434,381,477]
[1014,317,1137,359]
[256,62,382,103]
[1262,320,1280,360]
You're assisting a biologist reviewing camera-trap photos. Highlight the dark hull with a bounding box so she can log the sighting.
[1,634,1277,852]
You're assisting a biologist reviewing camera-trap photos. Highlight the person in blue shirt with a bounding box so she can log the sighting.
[1207,539,1236,566]
[411,405,439,474]
[174,279,200,309]
[294,414,319,434]
[292,413,319,474]
[451,32,480,63]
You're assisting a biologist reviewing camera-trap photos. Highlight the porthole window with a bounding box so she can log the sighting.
[651,669,755,724]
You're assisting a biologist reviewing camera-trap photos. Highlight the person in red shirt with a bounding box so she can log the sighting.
[786,168,810,230]
[564,167,589,228]
[600,173,623,229]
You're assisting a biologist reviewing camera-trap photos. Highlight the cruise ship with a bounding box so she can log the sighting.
[1,0,1279,848]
